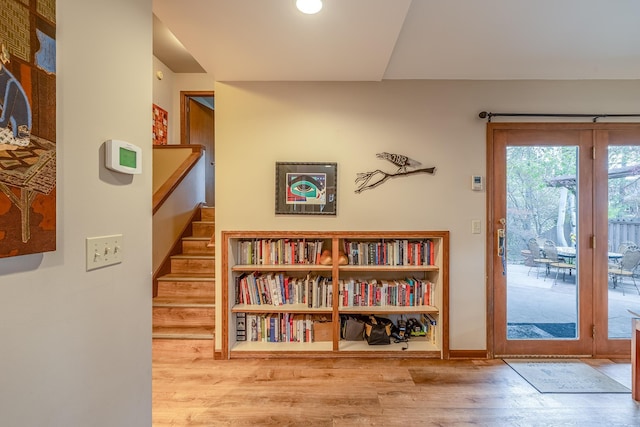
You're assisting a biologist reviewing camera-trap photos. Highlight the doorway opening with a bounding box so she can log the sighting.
[181,91,215,206]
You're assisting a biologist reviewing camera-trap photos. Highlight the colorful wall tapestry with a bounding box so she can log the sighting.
[0,0,56,258]
[152,104,168,145]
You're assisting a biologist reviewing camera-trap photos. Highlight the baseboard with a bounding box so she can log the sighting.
[448,349,489,359]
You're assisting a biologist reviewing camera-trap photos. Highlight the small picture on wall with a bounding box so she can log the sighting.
[275,162,337,215]
[152,104,168,145]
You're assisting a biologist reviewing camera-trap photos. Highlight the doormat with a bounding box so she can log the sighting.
[504,359,630,393]
[507,322,576,339]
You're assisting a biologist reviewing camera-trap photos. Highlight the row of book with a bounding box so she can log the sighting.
[236,239,325,265]
[418,313,438,344]
[343,239,435,266]
[236,313,331,343]
[338,278,436,307]
[236,272,333,308]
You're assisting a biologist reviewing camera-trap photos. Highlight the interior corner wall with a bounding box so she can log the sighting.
[0,1,153,426]
[214,79,640,352]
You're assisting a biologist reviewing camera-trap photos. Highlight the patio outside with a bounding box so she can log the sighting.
[506,261,640,339]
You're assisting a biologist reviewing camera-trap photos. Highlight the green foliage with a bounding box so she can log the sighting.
[506,146,576,259]
[506,145,640,261]
[607,146,640,219]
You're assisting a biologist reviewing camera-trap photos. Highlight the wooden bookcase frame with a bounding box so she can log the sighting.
[221,230,449,359]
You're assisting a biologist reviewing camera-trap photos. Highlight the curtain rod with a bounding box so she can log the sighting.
[478,111,640,123]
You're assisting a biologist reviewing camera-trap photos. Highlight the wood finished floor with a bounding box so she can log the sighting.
[153,358,640,426]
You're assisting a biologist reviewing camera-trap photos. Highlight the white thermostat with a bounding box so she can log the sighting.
[105,139,142,174]
[471,175,484,191]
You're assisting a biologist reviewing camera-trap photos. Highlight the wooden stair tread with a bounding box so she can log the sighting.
[182,236,214,243]
[171,254,215,260]
[153,326,214,339]
[153,295,215,306]
[158,273,215,282]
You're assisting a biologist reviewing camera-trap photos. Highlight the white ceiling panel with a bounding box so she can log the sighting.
[153,0,411,81]
[384,0,640,79]
[153,0,640,81]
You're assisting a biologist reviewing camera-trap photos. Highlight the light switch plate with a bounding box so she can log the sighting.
[86,234,123,271]
[472,220,481,234]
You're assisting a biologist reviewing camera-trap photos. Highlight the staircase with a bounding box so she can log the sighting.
[152,206,215,360]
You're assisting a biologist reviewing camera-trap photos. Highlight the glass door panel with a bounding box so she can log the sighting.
[607,145,640,339]
[506,146,578,341]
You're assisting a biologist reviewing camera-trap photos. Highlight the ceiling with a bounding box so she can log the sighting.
[152,0,640,81]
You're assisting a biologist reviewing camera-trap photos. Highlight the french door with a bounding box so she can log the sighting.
[489,123,640,357]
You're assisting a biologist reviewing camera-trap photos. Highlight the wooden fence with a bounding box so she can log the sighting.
[609,219,640,251]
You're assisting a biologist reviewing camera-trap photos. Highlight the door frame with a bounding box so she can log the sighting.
[487,122,640,358]
[180,90,214,144]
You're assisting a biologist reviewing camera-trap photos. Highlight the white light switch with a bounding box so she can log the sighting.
[86,234,123,271]
[472,220,481,234]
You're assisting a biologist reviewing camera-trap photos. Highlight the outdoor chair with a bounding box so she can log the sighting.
[607,242,637,268]
[527,238,553,278]
[608,248,640,296]
[617,241,639,255]
[542,240,574,284]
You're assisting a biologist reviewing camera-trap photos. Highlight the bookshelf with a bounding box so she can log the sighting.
[221,231,449,359]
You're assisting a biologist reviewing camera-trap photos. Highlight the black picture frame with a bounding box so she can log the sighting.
[275,162,337,215]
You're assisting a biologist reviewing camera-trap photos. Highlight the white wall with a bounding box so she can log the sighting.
[153,56,175,143]
[0,1,152,425]
[215,79,640,351]
[152,155,206,273]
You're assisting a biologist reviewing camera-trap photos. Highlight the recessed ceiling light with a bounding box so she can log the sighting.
[296,0,322,14]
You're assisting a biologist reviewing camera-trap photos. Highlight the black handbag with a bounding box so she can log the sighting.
[341,315,366,341]
[364,316,392,345]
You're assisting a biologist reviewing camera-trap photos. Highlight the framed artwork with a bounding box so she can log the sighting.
[275,162,337,215]
[152,104,168,145]
[0,0,57,258]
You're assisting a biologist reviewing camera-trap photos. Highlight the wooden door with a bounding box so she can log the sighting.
[181,91,215,206]
[489,124,594,357]
[489,123,640,358]
[593,127,640,357]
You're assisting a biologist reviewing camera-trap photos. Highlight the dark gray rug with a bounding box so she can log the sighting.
[505,359,630,393]
[507,322,576,339]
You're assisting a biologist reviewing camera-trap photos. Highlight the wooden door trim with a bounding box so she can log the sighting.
[485,124,496,358]
[487,122,640,131]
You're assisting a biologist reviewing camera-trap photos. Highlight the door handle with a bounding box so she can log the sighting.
[497,218,506,275]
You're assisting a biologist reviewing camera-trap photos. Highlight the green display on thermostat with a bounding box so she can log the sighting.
[119,147,137,168]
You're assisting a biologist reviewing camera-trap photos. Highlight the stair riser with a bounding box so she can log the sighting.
[157,281,215,298]
[153,206,216,361]
[182,240,215,255]
[200,207,215,222]
[192,223,215,238]
[170,258,215,274]
[153,307,214,328]
[152,338,214,361]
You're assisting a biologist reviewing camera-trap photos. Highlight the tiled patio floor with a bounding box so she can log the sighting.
[506,263,640,338]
